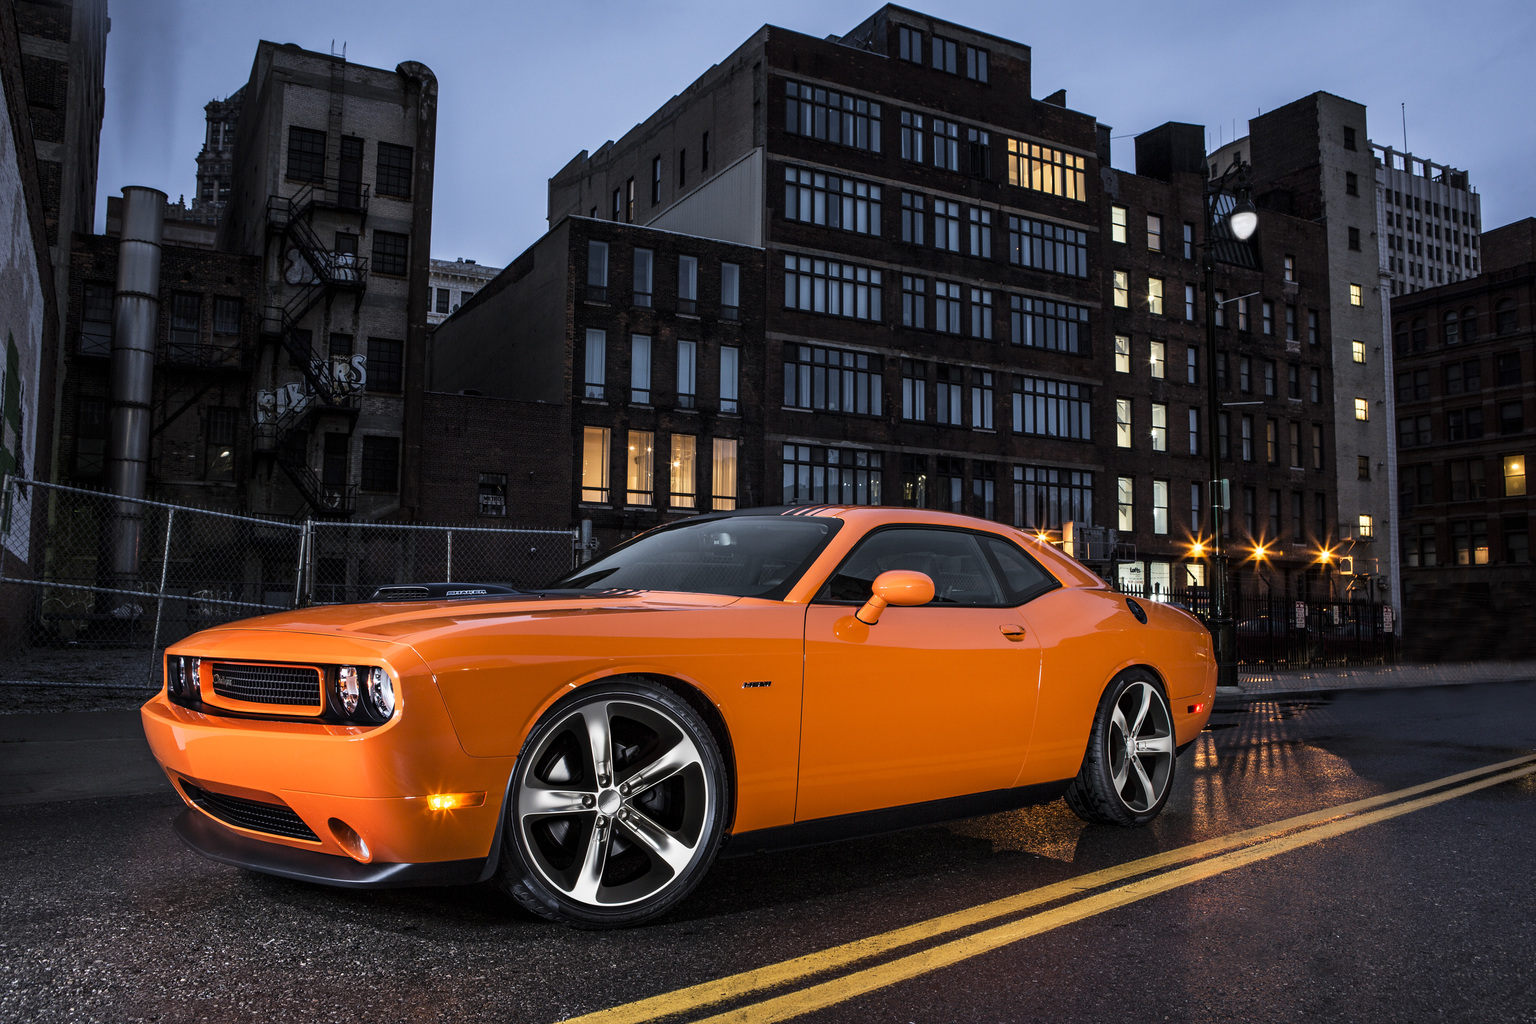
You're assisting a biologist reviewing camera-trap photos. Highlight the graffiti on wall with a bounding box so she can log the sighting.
[254,355,367,425]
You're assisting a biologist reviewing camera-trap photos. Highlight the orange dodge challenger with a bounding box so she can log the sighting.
[142,506,1215,927]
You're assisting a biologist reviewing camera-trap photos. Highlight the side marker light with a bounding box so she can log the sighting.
[426,792,486,811]
[1188,702,1207,715]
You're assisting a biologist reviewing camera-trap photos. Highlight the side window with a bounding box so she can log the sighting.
[982,537,1057,604]
[819,527,1004,606]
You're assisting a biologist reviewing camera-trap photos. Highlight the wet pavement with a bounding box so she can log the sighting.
[1,680,1533,1023]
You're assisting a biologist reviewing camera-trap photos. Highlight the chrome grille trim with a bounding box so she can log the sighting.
[209,662,322,707]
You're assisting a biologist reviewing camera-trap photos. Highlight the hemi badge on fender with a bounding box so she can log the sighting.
[742,680,772,689]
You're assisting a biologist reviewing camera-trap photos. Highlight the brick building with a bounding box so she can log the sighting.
[1392,217,1535,659]
[428,218,764,547]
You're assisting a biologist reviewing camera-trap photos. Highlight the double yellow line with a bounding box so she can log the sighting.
[567,754,1536,1024]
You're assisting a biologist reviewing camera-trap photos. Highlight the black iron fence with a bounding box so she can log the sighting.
[1118,582,1397,670]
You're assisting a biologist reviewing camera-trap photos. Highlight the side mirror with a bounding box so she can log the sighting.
[855,570,935,625]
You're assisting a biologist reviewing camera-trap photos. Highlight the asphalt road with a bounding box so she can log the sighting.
[1,680,1533,1024]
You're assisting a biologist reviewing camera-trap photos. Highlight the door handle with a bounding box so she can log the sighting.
[999,623,1027,642]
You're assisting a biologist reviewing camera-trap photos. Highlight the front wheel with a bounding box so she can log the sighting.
[1064,672,1177,826]
[497,679,728,927]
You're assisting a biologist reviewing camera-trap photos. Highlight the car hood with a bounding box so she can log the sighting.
[200,591,746,642]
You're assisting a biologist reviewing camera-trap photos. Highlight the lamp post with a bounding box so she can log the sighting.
[1203,159,1258,690]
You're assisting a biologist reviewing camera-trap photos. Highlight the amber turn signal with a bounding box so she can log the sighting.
[426,792,486,811]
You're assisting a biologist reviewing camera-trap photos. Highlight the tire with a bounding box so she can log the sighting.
[497,678,729,927]
[1064,671,1177,827]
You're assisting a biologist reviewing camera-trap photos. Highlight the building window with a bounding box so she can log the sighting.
[651,155,662,205]
[360,436,400,493]
[934,199,961,250]
[1357,513,1374,540]
[1496,298,1517,334]
[1189,408,1200,454]
[1268,491,1282,540]
[902,359,926,421]
[1146,214,1162,252]
[678,148,686,188]
[1218,412,1230,458]
[935,281,962,333]
[1343,126,1357,151]
[1398,414,1432,447]
[1116,399,1132,448]
[587,240,609,301]
[632,248,653,307]
[969,207,992,257]
[677,339,697,409]
[167,292,201,363]
[970,288,993,339]
[366,337,403,394]
[1183,222,1195,260]
[899,112,924,162]
[701,131,710,171]
[720,346,739,414]
[1505,518,1529,564]
[1111,205,1127,244]
[582,427,611,503]
[971,370,995,430]
[1185,284,1197,321]
[80,283,114,355]
[1500,401,1525,435]
[612,187,622,221]
[1015,466,1093,531]
[1008,216,1088,277]
[782,444,882,505]
[1349,283,1363,306]
[898,25,923,63]
[1352,340,1365,363]
[931,35,958,73]
[1006,138,1086,200]
[478,473,507,517]
[434,287,450,314]
[1345,171,1359,196]
[967,128,991,178]
[322,432,348,490]
[1214,290,1226,328]
[1113,271,1129,308]
[901,275,926,328]
[901,191,925,244]
[1289,421,1302,468]
[783,344,882,415]
[1313,425,1325,469]
[1238,296,1250,332]
[1147,277,1164,315]
[376,142,413,198]
[786,81,881,152]
[785,166,882,235]
[1014,376,1090,439]
[931,119,960,171]
[678,255,698,314]
[1449,459,1487,501]
[1265,418,1278,464]
[1359,455,1371,480]
[935,365,963,425]
[1263,360,1276,397]
[1117,477,1134,531]
[1243,487,1257,537]
[933,458,964,513]
[966,45,988,81]
[1347,226,1361,251]
[286,126,325,182]
[1239,356,1252,392]
[1152,480,1168,535]
[627,430,654,505]
[371,230,409,276]
[1010,296,1090,354]
[712,438,738,510]
[1187,347,1199,384]
[1286,304,1297,342]
[1308,310,1319,346]
[1241,415,1254,461]
[670,435,696,508]
[626,178,635,222]
[204,407,236,481]
[1262,300,1274,335]
[72,398,107,477]
[1506,456,1528,496]
[1114,334,1130,374]
[721,262,740,320]
[783,254,882,320]
[1354,397,1369,421]
[1496,352,1522,386]
[630,335,651,404]
[583,329,606,399]
[1149,340,1166,379]
[1288,364,1301,399]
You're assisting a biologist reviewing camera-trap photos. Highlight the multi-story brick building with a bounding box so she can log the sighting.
[1392,217,1535,658]
[1105,122,1338,600]
[428,218,764,547]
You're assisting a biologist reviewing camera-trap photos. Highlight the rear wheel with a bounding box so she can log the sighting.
[498,679,728,927]
[1065,672,1176,826]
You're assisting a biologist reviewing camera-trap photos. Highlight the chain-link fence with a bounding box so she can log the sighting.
[0,477,578,686]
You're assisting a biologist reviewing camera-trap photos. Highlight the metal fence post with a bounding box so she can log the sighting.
[445,529,453,583]
[147,506,176,683]
[0,472,8,583]
[294,520,310,608]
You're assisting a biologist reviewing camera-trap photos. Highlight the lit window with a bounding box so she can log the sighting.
[1352,340,1366,363]
[1116,399,1132,448]
[1114,334,1130,374]
[1006,138,1086,201]
[1350,283,1363,306]
[1117,477,1134,531]
[1152,480,1168,535]
[1506,456,1527,496]
[1147,277,1164,315]
[582,426,610,503]
[627,430,654,505]
[712,438,738,510]
[1151,403,1167,451]
[1149,340,1165,379]
[1284,255,1295,282]
[1354,398,1369,421]
[1357,514,1374,539]
[670,435,696,508]
[1113,271,1129,308]
[1111,205,1127,244]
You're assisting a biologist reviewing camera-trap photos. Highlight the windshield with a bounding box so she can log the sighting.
[551,516,841,599]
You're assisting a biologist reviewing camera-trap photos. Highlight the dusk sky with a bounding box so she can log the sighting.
[100,0,1534,266]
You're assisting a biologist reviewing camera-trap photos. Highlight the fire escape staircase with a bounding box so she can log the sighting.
[261,180,371,516]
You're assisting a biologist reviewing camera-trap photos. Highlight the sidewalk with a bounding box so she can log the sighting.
[1229,660,1536,699]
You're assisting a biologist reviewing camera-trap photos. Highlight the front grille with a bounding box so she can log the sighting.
[210,662,322,707]
[183,783,320,841]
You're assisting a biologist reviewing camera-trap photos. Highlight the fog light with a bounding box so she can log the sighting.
[426,792,485,811]
[328,818,370,862]
[367,666,396,718]
[336,666,360,715]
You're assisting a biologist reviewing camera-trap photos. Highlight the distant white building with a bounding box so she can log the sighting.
[1372,145,1481,298]
[428,257,500,326]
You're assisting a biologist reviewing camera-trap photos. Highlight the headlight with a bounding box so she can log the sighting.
[167,656,198,699]
[336,666,360,715]
[167,656,183,696]
[366,667,396,719]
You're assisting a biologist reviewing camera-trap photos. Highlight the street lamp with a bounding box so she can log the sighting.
[1203,158,1258,690]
